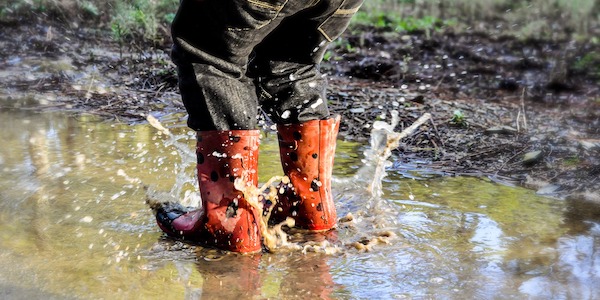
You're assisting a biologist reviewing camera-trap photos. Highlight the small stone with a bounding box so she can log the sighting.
[536,184,561,195]
[349,107,365,113]
[522,150,543,165]
[579,139,600,150]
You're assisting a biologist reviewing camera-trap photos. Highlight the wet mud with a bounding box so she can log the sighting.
[0,16,598,200]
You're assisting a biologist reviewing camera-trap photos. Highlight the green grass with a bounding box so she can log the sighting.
[562,157,581,167]
[352,11,449,34]
[574,52,600,80]
[0,0,178,44]
[356,0,599,38]
[1,0,598,43]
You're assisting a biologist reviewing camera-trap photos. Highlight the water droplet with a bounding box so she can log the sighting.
[211,151,227,158]
[310,98,323,109]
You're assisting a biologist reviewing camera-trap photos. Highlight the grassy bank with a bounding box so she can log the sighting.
[1,0,599,43]
[0,0,178,44]
[358,0,600,39]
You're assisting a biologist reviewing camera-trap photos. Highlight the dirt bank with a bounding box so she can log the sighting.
[0,17,598,201]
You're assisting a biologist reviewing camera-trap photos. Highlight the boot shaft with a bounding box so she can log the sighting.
[196,129,262,253]
[277,116,340,231]
[196,130,260,208]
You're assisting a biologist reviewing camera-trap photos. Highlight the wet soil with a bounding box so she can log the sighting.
[1,17,598,201]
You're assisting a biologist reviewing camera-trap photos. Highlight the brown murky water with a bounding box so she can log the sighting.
[1,99,599,299]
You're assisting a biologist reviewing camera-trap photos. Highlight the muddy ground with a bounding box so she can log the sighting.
[0,16,598,201]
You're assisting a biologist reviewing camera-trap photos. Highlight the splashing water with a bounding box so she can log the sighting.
[335,110,432,240]
[360,110,432,199]
[145,115,199,208]
[143,111,430,253]
[361,110,403,199]
[234,175,298,252]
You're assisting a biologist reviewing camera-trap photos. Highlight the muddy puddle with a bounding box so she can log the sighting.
[1,99,599,299]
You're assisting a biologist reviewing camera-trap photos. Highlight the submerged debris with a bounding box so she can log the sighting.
[351,231,397,252]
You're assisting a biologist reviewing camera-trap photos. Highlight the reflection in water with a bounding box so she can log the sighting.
[195,253,262,299]
[0,107,599,298]
[26,128,52,252]
[518,233,600,299]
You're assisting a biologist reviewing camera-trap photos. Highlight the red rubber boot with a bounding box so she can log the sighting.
[156,130,262,253]
[270,116,340,231]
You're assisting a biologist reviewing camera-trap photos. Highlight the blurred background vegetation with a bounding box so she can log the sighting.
[1,0,599,44]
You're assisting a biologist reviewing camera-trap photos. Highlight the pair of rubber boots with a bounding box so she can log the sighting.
[155,117,340,253]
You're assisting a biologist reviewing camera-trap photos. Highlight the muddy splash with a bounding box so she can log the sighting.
[142,113,411,254]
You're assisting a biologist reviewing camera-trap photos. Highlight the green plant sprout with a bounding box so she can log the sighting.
[450,109,468,127]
